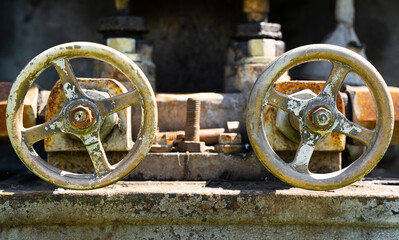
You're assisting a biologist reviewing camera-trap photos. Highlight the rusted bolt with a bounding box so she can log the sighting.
[243,0,269,22]
[74,110,87,122]
[69,104,95,129]
[185,98,201,142]
[312,107,333,128]
[177,98,205,152]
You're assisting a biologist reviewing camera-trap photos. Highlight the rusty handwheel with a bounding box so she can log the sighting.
[6,42,157,189]
[247,44,394,190]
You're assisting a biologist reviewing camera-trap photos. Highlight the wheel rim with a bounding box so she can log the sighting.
[247,44,394,190]
[6,42,157,189]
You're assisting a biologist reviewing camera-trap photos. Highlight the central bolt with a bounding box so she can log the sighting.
[74,110,87,122]
[69,104,95,129]
[312,107,333,128]
[318,113,328,123]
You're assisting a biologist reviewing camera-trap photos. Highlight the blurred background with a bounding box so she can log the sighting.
[0,0,397,92]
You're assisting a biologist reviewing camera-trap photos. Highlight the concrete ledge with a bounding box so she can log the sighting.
[1,180,399,230]
[2,224,399,239]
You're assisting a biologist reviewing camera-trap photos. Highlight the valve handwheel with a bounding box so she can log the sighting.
[247,44,394,190]
[6,42,157,190]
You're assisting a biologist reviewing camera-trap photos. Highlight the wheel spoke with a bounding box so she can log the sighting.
[22,115,64,147]
[83,134,112,176]
[319,62,350,102]
[332,112,375,148]
[95,89,141,118]
[267,88,308,117]
[52,58,84,100]
[289,125,322,173]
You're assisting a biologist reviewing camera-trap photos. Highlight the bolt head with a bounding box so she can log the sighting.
[312,107,333,127]
[74,110,87,122]
[69,104,95,129]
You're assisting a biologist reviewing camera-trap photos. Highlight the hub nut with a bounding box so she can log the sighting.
[312,107,333,128]
[69,104,95,129]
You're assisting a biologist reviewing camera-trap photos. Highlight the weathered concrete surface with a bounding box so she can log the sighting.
[1,224,399,240]
[1,180,399,239]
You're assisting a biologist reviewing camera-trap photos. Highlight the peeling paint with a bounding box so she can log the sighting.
[336,117,361,134]
[63,82,78,100]
[49,120,63,131]
[53,58,68,74]
[286,99,306,116]
[84,136,98,145]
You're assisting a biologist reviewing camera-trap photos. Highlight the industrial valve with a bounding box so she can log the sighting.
[247,44,394,190]
[6,42,157,190]
[5,42,394,191]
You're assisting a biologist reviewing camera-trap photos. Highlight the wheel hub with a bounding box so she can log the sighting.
[311,106,333,129]
[69,103,96,129]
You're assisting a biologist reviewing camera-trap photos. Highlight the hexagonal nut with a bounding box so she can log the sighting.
[218,133,242,145]
[312,107,333,127]
[177,141,206,152]
[107,38,136,53]
[248,39,276,57]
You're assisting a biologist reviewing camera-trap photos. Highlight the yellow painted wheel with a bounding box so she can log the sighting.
[7,42,157,190]
[247,44,394,190]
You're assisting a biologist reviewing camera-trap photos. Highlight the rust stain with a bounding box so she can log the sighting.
[45,78,131,151]
[274,80,345,115]
[0,82,37,137]
[157,128,225,145]
[264,81,345,151]
[275,81,345,150]
[0,82,13,136]
[350,86,399,145]
[0,82,13,102]
[243,0,269,13]
[68,104,96,129]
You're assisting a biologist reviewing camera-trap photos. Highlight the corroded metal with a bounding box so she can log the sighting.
[265,81,346,151]
[218,133,242,145]
[0,82,38,139]
[69,104,95,129]
[346,86,399,145]
[6,42,157,190]
[243,0,269,22]
[115,0,130,14]
[247,44,394,190]
[178,98,206,152]
[147,93,246,137]
[157,128,225,146]
[214,132,245,154]
[45,78,130,152]
[275,89,317,144]
[311,107,333,128]
[185,98,201,142]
